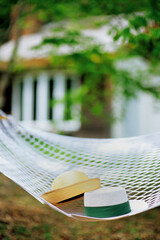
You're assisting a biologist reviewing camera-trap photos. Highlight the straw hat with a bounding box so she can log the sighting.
[41,170,100,204]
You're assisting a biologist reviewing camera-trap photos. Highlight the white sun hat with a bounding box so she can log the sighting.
[84,187,148,218]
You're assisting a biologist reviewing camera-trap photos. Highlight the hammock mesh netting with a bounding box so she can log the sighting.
[0,110,159,221]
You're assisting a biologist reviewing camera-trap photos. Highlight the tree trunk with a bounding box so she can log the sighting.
[76,75,112,138]
[0,2,25,109]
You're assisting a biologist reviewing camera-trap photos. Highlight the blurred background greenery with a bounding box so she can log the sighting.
[0,0,160,137]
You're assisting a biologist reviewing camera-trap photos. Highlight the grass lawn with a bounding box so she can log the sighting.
[0,174,159,240]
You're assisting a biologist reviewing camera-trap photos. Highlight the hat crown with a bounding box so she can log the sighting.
[84,186,128,207]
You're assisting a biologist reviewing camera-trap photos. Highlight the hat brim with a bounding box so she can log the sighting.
[71,199,148,221]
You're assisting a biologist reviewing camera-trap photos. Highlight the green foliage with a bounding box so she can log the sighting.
[1,0,160,123]
[51,47,114,120]
[30,0,150,21]
[129,16,148,30]
[114,18,160,62]
[34,29,88,49]
[0,0,18,44]
[112,0,160,64]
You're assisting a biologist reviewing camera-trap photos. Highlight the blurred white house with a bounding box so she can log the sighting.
[0,18,160,138]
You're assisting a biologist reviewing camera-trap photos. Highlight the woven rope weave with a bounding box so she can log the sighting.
[0,110,159,221]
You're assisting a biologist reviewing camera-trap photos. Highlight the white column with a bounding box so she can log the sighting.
[12,79,21,120]
[123,97,140,137]
[53,73,65,122]
[110,95,124,138]
[111,94,140,138]
[139,92,160,135]
[36,73,49,121]
[22,74,33,121]
[71,77,81,121]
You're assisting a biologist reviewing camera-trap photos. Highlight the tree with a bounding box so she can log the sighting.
[111,0,160,98]
[0,0,160,135]
[0,0,26,109]
[32,0,160,133]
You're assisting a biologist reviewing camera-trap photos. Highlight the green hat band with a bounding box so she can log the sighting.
[84,201,131,218]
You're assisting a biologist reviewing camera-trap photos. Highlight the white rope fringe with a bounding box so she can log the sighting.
[0,110,159,221]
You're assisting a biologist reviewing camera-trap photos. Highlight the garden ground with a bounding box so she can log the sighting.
[0,174,159,240]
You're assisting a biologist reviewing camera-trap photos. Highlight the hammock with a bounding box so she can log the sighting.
[0,110,159,221]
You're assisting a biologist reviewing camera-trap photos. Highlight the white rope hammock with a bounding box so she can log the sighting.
[0,110,159,221]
